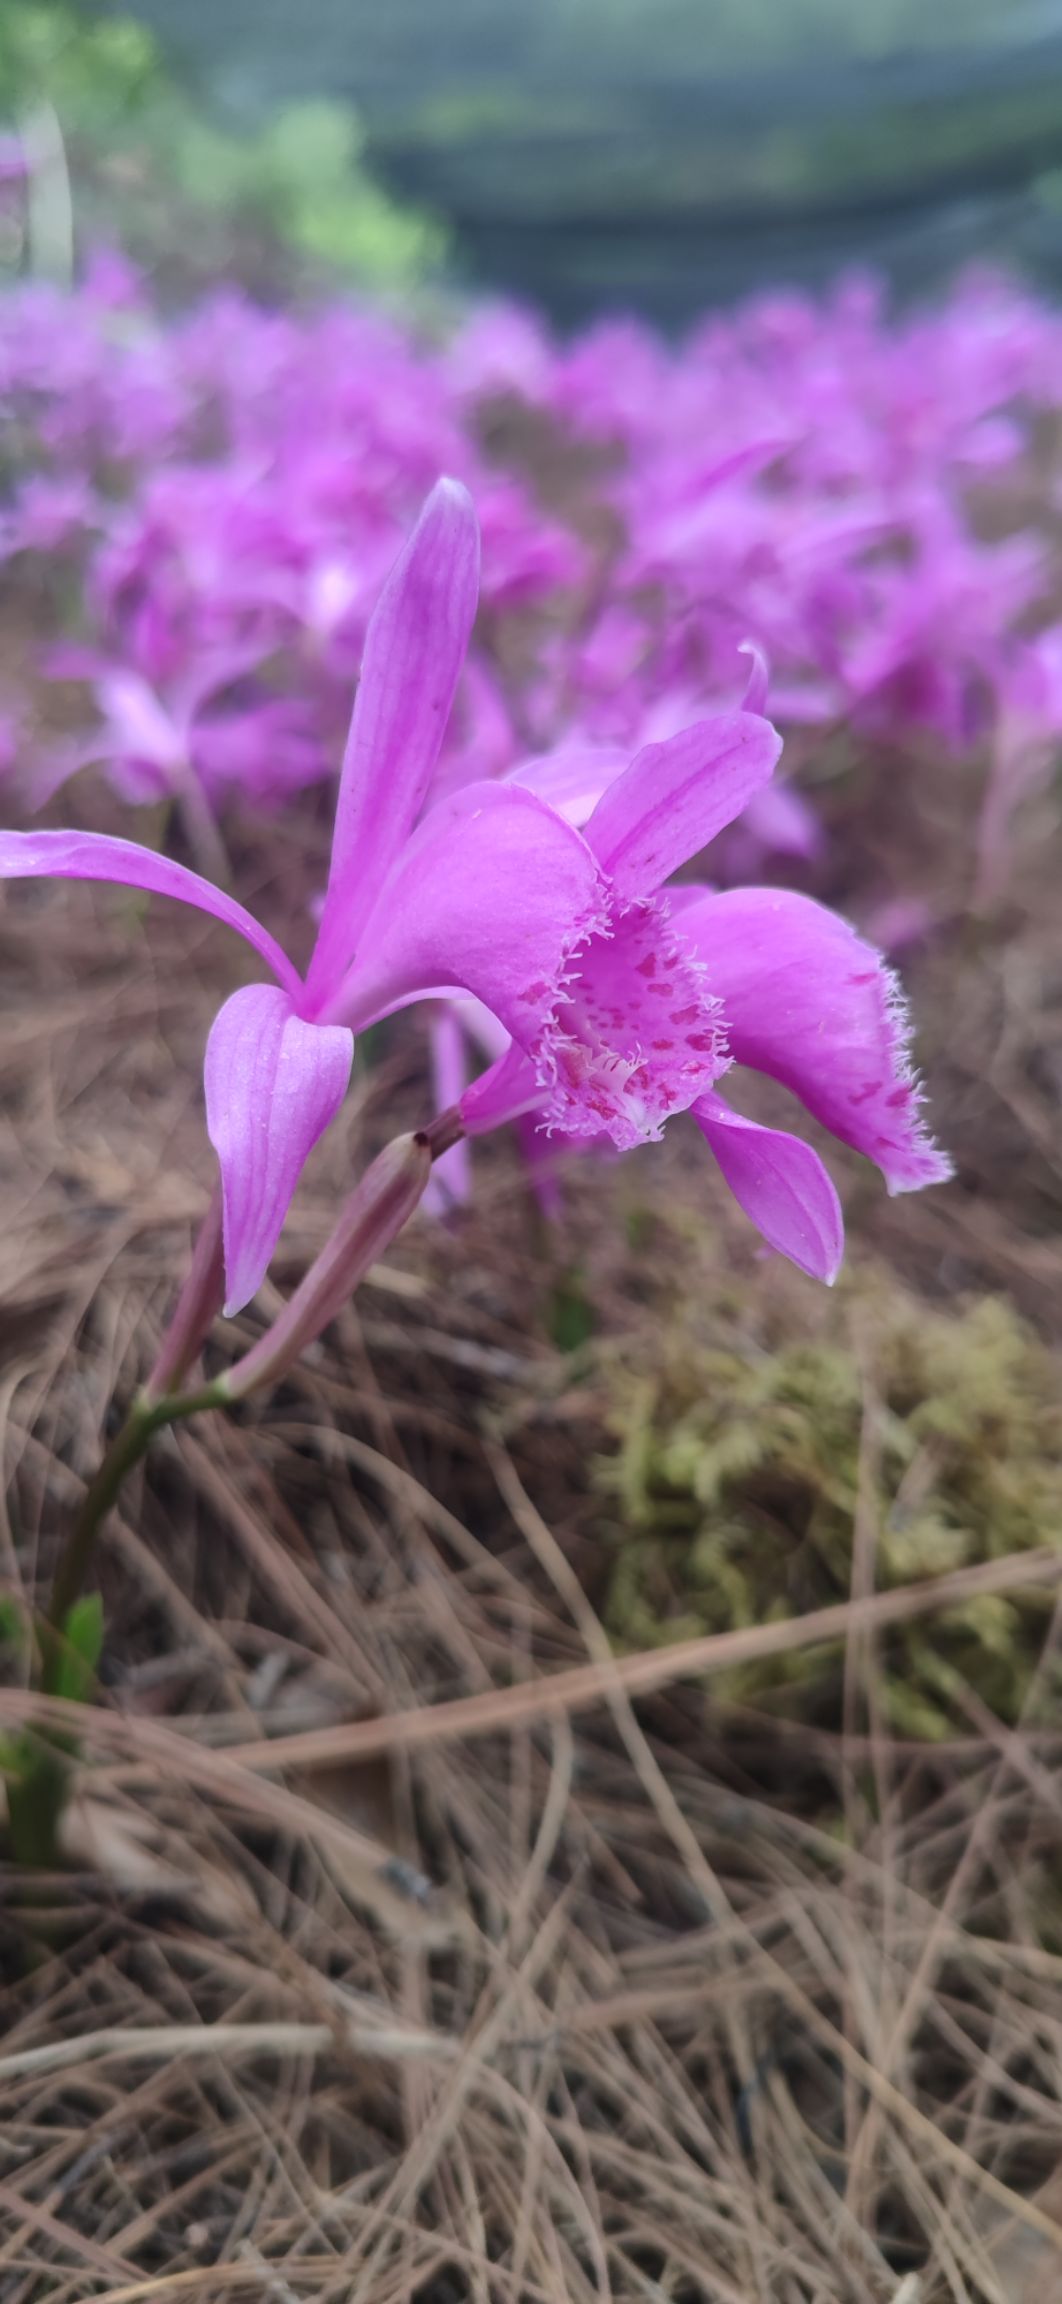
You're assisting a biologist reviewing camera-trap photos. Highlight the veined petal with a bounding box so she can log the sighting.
[693,1090,844,1283]
[680,888,953,1193]
[325,782,609,1069]
[0,827,301,997]
[205,985,354,1315]
[583,711,781,899]
[307,479,480,1000]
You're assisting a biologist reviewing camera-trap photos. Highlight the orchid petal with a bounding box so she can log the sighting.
[454,994,511,1066]
[204,985,353,1315]
[693,1090,844,1282]
[680,888,953,1192]
[0,827,301,998]
[739,640,770,716]
[459,1045,611,1220]
[584,711,781,898]
[739,780,823,863]
[516,1114,570,1220]
[96,671,184,768]
[506,741,629,827]
[462,895,729,1150]
[423,1006,472,1214]
[547,899,728,1146]
[327,783,608,1075]
[425,990,517,1182]
[308,479,480,998]
[461,1041,540,1136]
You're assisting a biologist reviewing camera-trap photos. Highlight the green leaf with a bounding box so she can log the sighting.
[0,1593,26,1651]
[64,1591,104,1670]
[5,1738,70,1869]
[54,1591,104,1702]
[547,1270,596,1354]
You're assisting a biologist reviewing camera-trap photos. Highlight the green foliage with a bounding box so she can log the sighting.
[0,8,162,122]
[547,1268,597,1356]
[0,4,443,291]
[3,1735,69,1870]
[254,103,443,282]
[160,92,443,283]
[0,1593,26,1654]
[599,1285,1062,1735]
[53,1590,103,1702]
[0,1591,102,1868]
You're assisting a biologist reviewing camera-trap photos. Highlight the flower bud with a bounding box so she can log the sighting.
[223,1132,432,1402]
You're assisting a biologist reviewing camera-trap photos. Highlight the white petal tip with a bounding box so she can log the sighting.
[434,475,475,515]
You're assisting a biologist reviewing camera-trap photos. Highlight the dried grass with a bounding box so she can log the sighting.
[3,803,1062,2303]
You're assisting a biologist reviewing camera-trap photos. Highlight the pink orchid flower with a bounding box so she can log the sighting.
[0,482,613,1316]
[459,744,952,1284]
[30,647,321,859]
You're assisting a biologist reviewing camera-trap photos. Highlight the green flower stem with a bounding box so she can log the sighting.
[41,1118,460,1670]
[44,1379,228,1657]
[6,1380,226,1871]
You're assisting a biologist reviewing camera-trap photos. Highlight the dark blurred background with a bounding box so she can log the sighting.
[98,0,1062,321]
[5,4,1062,318]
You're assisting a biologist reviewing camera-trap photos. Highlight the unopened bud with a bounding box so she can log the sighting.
[223,1132,432,1402]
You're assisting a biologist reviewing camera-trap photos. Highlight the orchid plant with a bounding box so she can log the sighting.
[1,479,951,1868]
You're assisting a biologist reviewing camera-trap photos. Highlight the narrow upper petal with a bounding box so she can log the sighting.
[324,782,609,1071]
[204,984,354,1315]
[680,887,953,1193]
[583,711,782,899]
[307,479,480,1001]
[0,827,301,996]
[693,1089,844,1282]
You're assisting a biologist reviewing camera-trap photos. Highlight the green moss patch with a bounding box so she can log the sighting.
[599,1280,1062,1734]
